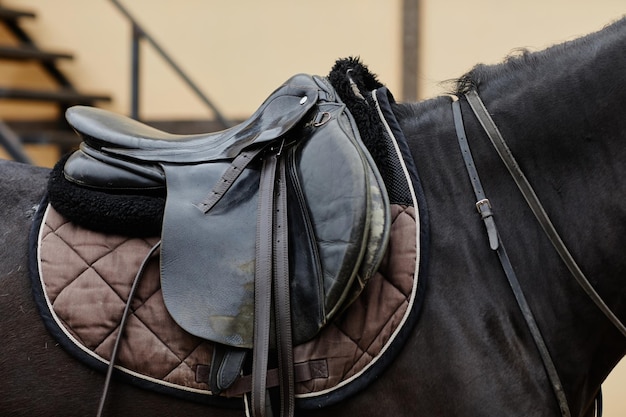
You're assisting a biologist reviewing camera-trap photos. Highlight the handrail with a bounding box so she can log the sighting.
[0,119,32,163]
[109,0,231,128]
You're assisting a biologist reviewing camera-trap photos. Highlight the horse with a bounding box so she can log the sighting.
[1,16,625,417]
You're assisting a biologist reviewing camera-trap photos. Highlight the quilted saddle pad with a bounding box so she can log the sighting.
[32,199,418,408]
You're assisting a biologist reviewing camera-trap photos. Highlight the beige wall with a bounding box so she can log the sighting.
[420,0,625,99]
[1,0,625,413]
[2,0,402,120]
[2,1,624,117]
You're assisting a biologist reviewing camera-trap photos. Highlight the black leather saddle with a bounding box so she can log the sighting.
[60,73,390,416]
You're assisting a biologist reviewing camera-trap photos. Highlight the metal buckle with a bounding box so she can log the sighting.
[313,111,331,127]
[475,198,491,213]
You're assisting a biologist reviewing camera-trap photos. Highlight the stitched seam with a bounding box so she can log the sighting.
[341,298,409,377]
[131,289,206,373]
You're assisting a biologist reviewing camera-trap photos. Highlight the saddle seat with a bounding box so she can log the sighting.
[65,74,324,191]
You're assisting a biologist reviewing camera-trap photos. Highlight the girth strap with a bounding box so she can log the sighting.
[451,99,572,417]
[219,360,328,397]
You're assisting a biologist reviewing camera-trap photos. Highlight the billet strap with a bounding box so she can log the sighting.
[209,345,247,394]
[465,89,626,340]
[451,99,572,417]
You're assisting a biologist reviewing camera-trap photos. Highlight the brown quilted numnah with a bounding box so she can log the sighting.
[38,203,417,396]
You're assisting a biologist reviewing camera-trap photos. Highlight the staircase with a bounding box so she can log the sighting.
[0,4,111,165]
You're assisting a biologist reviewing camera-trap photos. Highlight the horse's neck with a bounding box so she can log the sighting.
[395,20,626,409]
[474,71,626,410]
[472,19,626,352]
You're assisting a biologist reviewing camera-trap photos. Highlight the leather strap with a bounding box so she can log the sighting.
[197,146,266,213]
[272,156,295,417]
[218,360,328,397]
[209,345,247,394]
[465,90,626,339]
[252,153,279,417]
[249,147,295,417]
[96,241,161,417]
[452,99,572,417]
[451,101,498,250]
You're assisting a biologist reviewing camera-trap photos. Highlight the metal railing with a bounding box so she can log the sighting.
[110,0,231,127]
[0,119,32,163]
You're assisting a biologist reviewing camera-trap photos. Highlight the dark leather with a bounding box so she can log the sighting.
[155,99,378,347]
[64,73,389,348]
[64,144,165,190]
[65,74,321,163]
[62,74,390,415]
[209,345,247,394]
[63,75,321,192]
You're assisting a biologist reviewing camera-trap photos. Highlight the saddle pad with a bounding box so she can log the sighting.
[32,202,417,406]
[30,58,430,409]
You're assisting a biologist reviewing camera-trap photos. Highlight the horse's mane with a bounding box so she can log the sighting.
[453,16,626,96]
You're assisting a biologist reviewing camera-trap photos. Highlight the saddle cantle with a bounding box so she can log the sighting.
[57,72,391,415]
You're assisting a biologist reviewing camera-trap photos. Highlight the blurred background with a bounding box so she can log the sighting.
[0,0,623,412]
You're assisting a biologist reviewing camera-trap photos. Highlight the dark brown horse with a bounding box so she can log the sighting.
[2,17,625,417]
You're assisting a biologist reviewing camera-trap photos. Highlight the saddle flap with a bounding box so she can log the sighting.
[57,72,391,357]
[159,100,384,348]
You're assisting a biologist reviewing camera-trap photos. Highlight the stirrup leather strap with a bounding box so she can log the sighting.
[251,151,295,417]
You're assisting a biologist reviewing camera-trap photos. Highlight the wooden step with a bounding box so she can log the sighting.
[0,44,73,61]
[0,6,35,20]
[0,87,111,104]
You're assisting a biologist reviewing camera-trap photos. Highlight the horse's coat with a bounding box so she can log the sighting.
[1,16,625,417]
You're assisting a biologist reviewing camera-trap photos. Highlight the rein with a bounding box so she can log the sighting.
[464,90,626,338]
[451,91,623,417]
[96,241,161,417]
[451,99,571,417]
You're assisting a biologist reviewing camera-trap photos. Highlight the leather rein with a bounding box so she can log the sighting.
[452,90,626,417]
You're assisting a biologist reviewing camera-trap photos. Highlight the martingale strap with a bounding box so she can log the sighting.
[451,99,572,417]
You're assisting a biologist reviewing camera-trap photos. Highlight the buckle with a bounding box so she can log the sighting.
[475,198,491,213]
